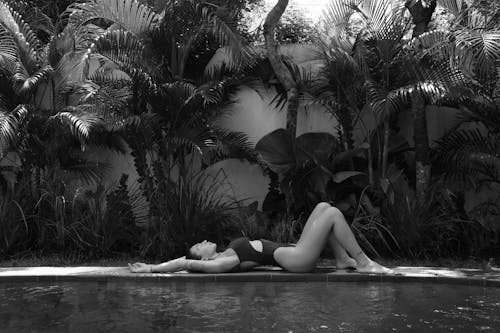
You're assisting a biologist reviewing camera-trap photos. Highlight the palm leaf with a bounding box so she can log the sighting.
[0,24,18,74]
[93,29,144,68]
[91,29,156,91]
[50,105,104,147]
[199,5,255,69]
[12,64,53,96]
[360,0,406,35]
[365,79,411,120]
[201,127,262,167]
[455,29,500,80]
[6,2,55,41]
[67,0,161,36]
[0,103,29,150]
[323,0,359,46]
[64,159,110,185]
[437,0,466,18]
[0,1,42,69]
[434,128,500,185]
[0,109,17,148]
[197,80,229,107]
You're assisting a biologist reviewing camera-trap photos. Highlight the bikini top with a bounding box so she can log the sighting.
[227,237,293,268]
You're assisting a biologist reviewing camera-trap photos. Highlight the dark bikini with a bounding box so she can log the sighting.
[227,237,294,269]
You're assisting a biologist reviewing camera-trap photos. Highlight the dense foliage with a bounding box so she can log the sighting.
[0,0,499,262]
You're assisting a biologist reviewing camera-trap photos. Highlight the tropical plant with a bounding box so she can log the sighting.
[63,0,266,256]
[141,168,242,258]
[377,174,491,258]
[309,44,366,151]
[431,0,500,238]
[0,0,123,191]
[321,0,474,191]
[0,179,31,256]
[255,128,366,215]
[68,174,147,257]
[66,0,261,179]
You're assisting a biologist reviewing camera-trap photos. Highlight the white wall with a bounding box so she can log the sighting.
[208,83,338,208]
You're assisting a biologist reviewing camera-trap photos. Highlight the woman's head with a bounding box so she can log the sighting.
[186,240,217,260]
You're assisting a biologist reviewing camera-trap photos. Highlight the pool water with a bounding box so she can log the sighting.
[0,281,499,332]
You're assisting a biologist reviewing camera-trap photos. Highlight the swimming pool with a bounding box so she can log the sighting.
[0,281,498,332]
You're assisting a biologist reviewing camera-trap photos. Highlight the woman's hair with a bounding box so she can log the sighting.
[185,247,201,260]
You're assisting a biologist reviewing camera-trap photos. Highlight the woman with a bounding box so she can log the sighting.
[129,202,394,274]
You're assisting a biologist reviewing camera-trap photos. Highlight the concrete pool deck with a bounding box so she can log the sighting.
[0,265,499,286]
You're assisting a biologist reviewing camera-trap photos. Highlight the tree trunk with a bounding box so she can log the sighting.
[405,0,436,204]
[263,0,299,136]
[405,0,437,38]
[412,91,430,203]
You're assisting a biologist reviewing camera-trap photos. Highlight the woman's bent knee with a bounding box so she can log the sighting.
[325,206,342,218]
[315,202,331,212]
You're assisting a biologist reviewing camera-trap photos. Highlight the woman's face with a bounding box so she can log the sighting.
[190,240,217,260]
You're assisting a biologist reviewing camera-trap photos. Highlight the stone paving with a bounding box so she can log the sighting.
[0,265,499,286]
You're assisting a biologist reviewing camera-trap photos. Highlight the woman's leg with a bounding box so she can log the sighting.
[275,203,392,273]
[300,203,355,269]
[328,236,357,269]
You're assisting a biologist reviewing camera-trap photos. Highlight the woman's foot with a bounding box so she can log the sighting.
[335,257,357,270]
[356,260,395,274]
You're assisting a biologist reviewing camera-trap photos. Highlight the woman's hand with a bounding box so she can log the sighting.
[128,262,152,273]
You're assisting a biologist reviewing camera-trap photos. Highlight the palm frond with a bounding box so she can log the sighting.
[0,1,42,67]
[365,79,411,120]
[197,81,227,107]
[53,48,93,98]
[91,29,156,90]
[7,3,55,42]
[434,128,500,185]
[64,159,110,185]
[406,29,473,75]
[13,64,53,96]
[113,112,161,132]
[50,105,104,148]
[199,5,256,69]
[0,108,17,149]
[163,136,204,157]
[67,0,161,36]
[93,29,144,68]
[455,29,500,80]
[322,0,358,46]
[203,61,234,82]
[361,0,406,35]
[0,24,18,75]
[0,103,29,151]
[201,127,262,167]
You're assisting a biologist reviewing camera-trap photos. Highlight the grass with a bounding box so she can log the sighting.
[0,254,491,269]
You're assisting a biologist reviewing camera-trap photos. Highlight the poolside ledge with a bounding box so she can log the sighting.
[0,266,499,287]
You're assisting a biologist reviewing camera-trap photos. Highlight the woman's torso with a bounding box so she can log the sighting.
[223,237,294,271]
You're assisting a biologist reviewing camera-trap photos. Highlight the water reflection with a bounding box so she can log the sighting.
[0,281,499,332]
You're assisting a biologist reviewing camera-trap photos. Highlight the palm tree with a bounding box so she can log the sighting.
[65,0,261,197]
[263,0,299,136]
[433,0,500,192]
[0,0,117,191]
[319,0,478,205]
[405,0,437,202]
[404,0,500,202]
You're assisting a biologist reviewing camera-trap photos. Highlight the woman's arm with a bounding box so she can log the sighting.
[129,256,239,273]
[128,257,186,273]
[185,256,239,273]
